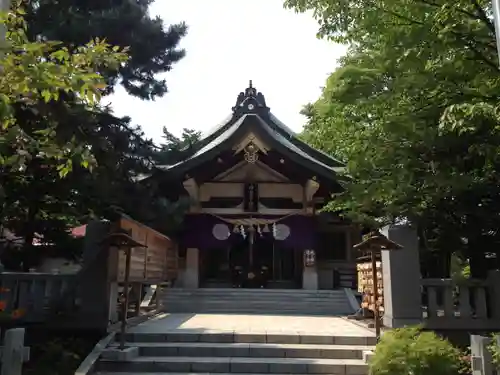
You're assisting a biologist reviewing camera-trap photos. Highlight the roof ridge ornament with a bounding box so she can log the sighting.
[245,80,256,97]
[232,80,268,112]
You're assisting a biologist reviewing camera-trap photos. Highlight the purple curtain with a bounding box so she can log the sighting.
[180,214,315,249]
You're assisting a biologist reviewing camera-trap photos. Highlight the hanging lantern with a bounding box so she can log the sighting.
[240,225,246,239]
[257,225,262,236]
[304,249,316,267]
[262,224,270,233]
[233,225,239,233]
[272,222,277,238]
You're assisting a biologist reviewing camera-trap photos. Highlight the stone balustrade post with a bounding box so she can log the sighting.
[470,335,495,375]
[487,270,500,320]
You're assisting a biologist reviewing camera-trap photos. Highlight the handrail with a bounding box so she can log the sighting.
[422,278,488,287]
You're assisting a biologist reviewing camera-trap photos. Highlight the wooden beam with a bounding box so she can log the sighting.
[183,178,200,212]
[304,179,320,214]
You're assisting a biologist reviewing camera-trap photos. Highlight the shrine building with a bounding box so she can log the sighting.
[151,82,360,290]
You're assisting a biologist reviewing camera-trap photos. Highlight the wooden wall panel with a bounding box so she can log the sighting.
[116,216,178,283]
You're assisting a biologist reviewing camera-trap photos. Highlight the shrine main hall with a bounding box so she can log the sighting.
[149,82,360,290]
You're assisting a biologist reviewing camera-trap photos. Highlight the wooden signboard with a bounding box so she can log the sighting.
[116,216,178,283]
[357,261,384,313]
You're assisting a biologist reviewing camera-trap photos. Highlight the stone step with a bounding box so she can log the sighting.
[163,293,346,301]
[96,373,355,375]
[118,332,377,346]
[97,356,368,374]
[161,308,351,313]
[161,309,352,316]
[161,302,351,308]
[159,288,354,316]
[160,297,347,306]
[109,342,374,359]
[160,303,352,309]
[160,289,345,298]
[161,303,349,309]
[160,296,345,300]
[162,288,344,295]
[161,298,348,302]
[163,297,348,301]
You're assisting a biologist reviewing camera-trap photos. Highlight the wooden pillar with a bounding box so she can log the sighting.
[185,248,199,288]
[345,227,352,262]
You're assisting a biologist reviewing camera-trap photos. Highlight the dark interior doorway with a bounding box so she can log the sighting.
[200,234,301,288]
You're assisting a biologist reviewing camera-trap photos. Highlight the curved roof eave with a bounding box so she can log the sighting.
[155,113,345,190]
[157,114,248,173]
[251,115,341,180]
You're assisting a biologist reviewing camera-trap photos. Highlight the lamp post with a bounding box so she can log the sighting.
[102,231,147,350]
[353,230,402,341]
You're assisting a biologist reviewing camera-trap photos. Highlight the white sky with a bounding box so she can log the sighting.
[106,0,347,143]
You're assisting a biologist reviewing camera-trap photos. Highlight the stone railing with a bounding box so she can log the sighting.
[380,224,500,331]
[0,272,78,322]
[421,277,492,329]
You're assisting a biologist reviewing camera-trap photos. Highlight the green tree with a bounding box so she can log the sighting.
[25,0,187,100]
[156,127,201,165]
[285,0,500,276]
[0,4,131,268]
[0,0,189,269]
[0,5,128,173]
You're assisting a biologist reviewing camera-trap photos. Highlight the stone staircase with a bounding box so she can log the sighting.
[159,288,355,315]
[97,330,374,374]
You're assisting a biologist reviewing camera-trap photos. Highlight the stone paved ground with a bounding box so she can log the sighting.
[127,313,376,337]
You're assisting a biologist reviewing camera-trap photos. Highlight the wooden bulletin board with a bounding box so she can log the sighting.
[116,216,178,284]
[356,260,384,313]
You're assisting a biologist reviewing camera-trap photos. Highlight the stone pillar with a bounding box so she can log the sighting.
[487,270,500,319]
[470,335,494,375]
[184,248,199,288]
[302,267,318,290]
[381,224,422,328]
[78,220,114,330]
[107,282,119,324]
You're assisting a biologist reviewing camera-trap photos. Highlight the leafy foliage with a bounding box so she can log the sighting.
[156,127,201,165]
[0,4,128,174]
[0,1,190,269]
[24,0,187,100]
[488,334,500,367]
[369,326,463,375]
[285,0,500,276]
[23,334,100,375]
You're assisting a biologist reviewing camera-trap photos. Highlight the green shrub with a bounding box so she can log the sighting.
[488,334,500,367]
[369,326,462,375]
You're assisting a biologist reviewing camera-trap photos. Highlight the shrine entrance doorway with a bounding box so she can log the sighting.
[199,235,300,289]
